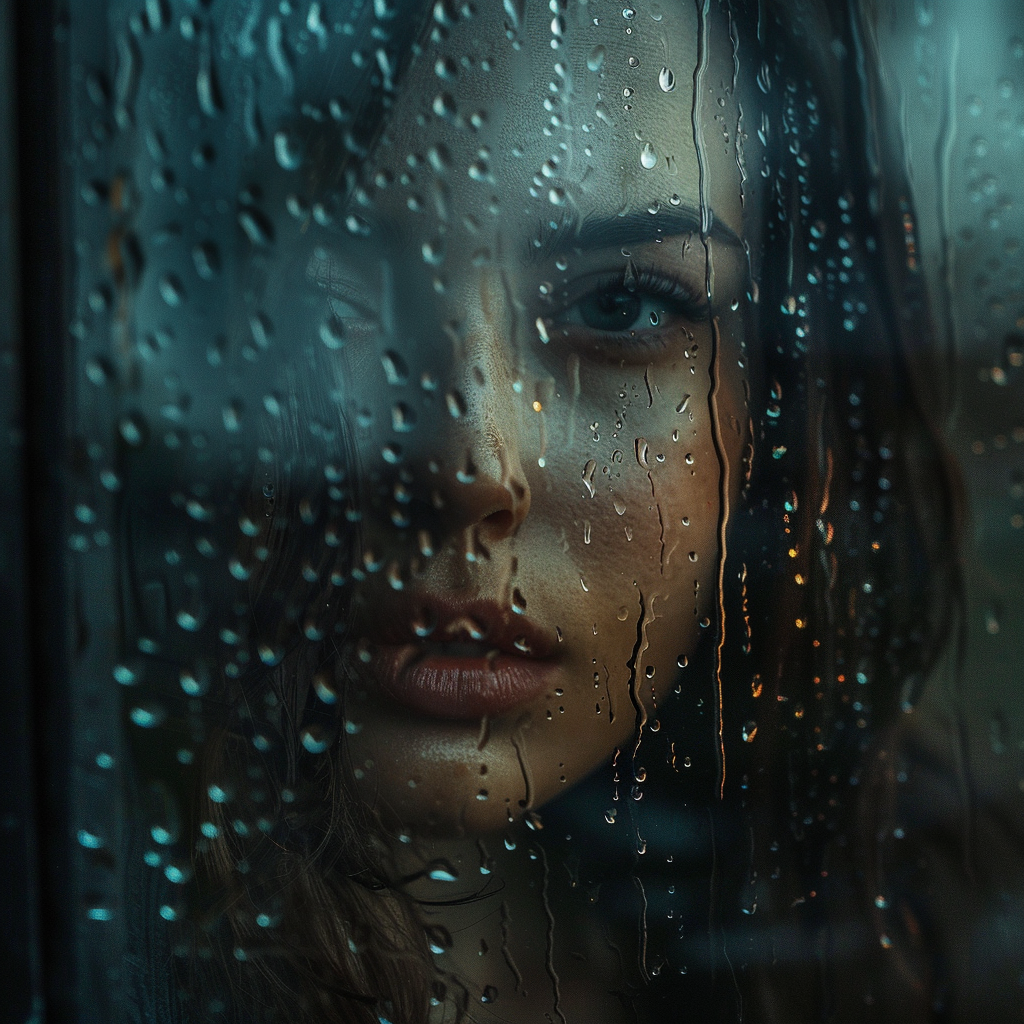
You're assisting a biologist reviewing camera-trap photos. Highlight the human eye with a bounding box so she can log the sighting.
[548,266,708,359]
[306,250,382,346]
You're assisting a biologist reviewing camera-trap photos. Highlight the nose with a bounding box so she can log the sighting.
[447,418,531,538]
[410,293,532,550]
[433,360,531,548]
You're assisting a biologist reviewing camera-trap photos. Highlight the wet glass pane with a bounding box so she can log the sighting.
[9,0,1024,1021]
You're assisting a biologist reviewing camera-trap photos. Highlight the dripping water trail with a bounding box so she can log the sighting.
[603,664,615,724]
[727,0,746,205]
[708,318,731,800]
[691,0,713,239]
[935,29,961,417]
[566,354,581,448]
[728,8,739,93]
[476,714,490,751]
[633,876,651,982]
[706,805,742,1015]
[537,845,567,1024]
[626,595,651,863]
[786,217,795,293]
[693,2,728,801]
[499,900,524,994]
[510,719,534,811]
[928,29,974,878]
[499,265,522,374]
[656,500,667,575]
[626,593,649,765]
[643,470,667,573]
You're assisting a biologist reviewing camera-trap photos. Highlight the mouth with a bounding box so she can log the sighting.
[353,596,560,720]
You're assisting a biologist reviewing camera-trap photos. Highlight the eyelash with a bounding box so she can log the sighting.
[555,266,709,351]
[601,267,707,315]
[308,255,378,319]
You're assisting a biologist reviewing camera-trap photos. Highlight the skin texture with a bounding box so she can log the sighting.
[309,1,756,837]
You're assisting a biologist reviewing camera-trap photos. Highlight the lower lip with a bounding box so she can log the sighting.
[369,644,557,720]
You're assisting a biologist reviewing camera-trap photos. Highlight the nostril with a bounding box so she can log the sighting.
[481,508,515,536]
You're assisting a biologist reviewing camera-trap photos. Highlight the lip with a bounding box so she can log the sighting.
[356,596,560,720]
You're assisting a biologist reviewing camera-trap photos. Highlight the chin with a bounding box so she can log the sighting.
[345,703,594,838]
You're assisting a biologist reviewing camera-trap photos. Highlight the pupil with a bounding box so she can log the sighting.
[581,288,641,330]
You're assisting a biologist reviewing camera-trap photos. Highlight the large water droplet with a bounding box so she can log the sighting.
[391,402,415,432]
[582,459,597,497]
[158,274,184,307]
[313,672,339,704]
[78,829,104,849]
[84,356,114,386]
[427,860,459,882]
[422,237,445,265]
[381,350,409,385]
[130,703,166,729]
[267,16,295,95]
[180,664,210,696]
[640,142,658,169]
[445,390,466,418]
[320,315,345,350]
[118,413,146,446]
[658,66,675,92]
[587,44,606,72]
[196,32,223,116]
[432,92,457,120]
[412,607,437,637]
[300,726,330,754]
[192,241,220,280]
[113,663,138,685]
[425,924,452,954]
[273,130,303,170]
[634,437,650,468]
[238,207,274,247]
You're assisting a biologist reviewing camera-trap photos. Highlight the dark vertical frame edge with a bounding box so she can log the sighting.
[0,0,45,1016]
[12,0,76,1020]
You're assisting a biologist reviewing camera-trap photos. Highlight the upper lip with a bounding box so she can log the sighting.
[356,594,558,660]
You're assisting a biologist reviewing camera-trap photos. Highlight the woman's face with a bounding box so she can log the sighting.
[317,2,755,834]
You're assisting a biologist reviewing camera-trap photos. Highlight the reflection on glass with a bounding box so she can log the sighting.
[66,1,969,1021]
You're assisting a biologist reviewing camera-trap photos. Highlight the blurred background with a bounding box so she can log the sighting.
[875,1,1024,1012]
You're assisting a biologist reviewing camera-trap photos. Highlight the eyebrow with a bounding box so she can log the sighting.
[529,206,743,262]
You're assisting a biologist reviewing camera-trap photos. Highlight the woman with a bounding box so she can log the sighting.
[115,0,959,1020]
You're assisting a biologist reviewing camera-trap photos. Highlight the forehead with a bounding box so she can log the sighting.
[360,2,745,249]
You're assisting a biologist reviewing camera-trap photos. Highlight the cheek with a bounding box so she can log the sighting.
[558,359,722,569]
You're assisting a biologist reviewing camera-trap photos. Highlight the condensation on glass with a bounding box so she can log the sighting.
[40,1,1024,1022]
